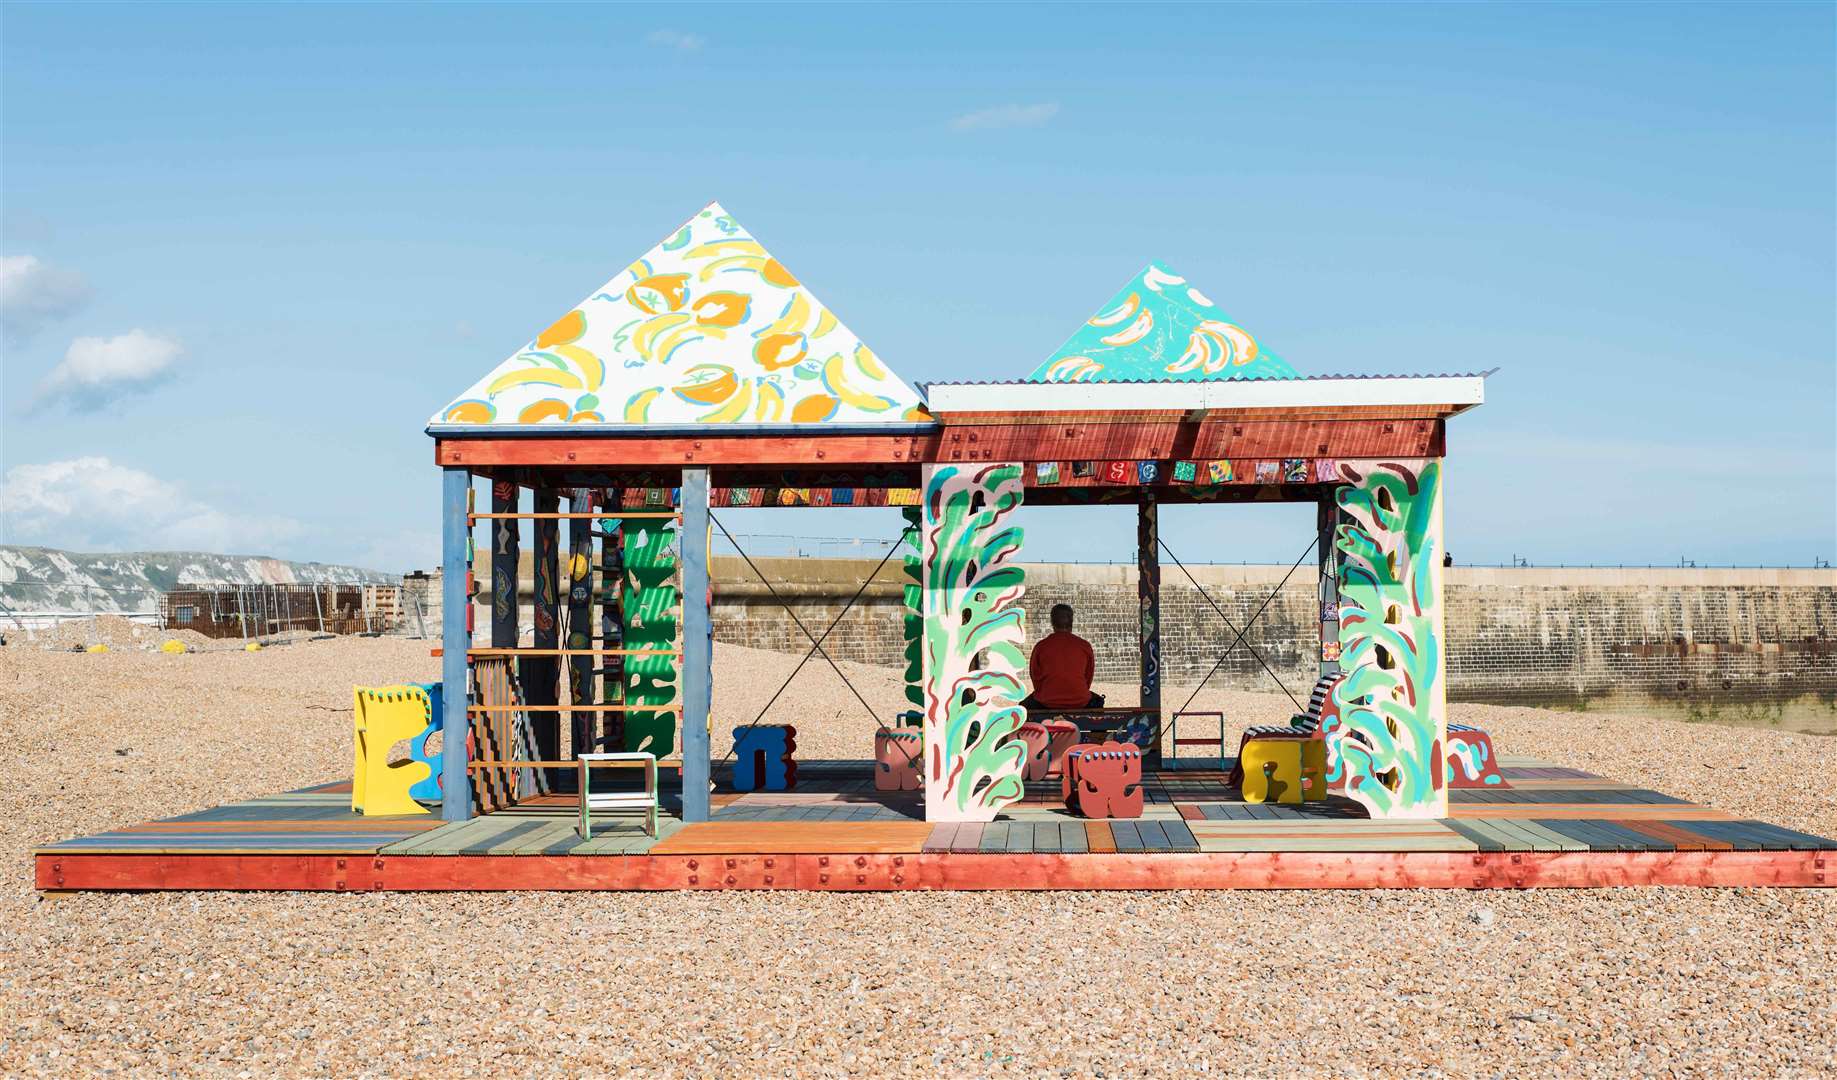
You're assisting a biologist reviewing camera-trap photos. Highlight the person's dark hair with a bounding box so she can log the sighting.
[1050,603,1073,627]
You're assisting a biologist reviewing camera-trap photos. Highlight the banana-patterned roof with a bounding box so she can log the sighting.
[434,202,929,429]
[1028,262,1300,383]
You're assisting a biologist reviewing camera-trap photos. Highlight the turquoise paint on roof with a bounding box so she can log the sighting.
[1026,263,1300,383]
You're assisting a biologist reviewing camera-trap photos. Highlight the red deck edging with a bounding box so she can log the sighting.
[37,849,1833,893]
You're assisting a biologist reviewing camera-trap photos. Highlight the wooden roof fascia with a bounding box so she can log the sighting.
[932,403,1467,425]
[437,432,936,470]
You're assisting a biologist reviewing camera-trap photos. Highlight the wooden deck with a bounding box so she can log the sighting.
[35,756,1836,891]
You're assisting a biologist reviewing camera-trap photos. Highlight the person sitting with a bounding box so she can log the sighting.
[1021,603,1105,710]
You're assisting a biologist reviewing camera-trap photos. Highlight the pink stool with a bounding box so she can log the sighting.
[874,729,923,791]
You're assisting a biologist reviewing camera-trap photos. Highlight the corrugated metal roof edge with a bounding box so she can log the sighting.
[921,369,1498,388]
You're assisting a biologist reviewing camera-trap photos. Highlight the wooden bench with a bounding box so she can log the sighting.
[1228,675,1344,788]
[1228,675,1503,791]
[1023,706,1156,749]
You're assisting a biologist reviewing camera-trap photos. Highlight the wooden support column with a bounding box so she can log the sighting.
[1317,494,1341,678]
[490,481,520,647]
[527,488,562,786]
[679,469,712,823]
[566,487,595,756]
[1136,495,1162,760]
[439,468,473,822]
[598,488,624,752]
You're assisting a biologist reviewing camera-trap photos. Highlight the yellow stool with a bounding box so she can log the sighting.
[1239,737,1305,805]
[352,686,433,816]
[1300,739,1328,802]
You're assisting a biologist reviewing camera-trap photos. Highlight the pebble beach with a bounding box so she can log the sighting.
[2,632,1833,1076]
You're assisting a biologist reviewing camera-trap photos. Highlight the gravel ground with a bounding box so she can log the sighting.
[2,637,1833,1077]
[17,614,333,654]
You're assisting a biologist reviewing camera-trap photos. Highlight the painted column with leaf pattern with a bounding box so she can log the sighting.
[920,462,1029,822]
[899,505,923,728]
[1329,459,1448,819]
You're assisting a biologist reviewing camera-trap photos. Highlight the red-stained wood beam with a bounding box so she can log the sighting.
[437,418,1443,470]
[38,849,1832,893]
[437,435,936,469]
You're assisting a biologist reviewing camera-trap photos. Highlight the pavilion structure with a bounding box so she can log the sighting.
[428,201,1484,827]
[35,202,1836,892]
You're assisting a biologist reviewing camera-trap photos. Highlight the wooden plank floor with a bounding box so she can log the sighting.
[36,782,442,855]
[36,760,1837,864]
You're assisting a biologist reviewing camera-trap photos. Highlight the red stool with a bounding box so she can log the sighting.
[1043,719,1080,778]
[1062,741,1143,819]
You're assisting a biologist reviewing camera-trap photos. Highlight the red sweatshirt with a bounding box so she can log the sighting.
[1029,631,1095,707]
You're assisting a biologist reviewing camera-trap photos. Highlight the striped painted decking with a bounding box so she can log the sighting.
[38,757,1836,860]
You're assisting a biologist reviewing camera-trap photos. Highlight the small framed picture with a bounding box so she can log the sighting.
[1172,460,1197,483]
[1035,461,1062,485]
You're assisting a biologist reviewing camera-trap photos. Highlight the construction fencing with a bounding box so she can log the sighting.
[158,584,403,639]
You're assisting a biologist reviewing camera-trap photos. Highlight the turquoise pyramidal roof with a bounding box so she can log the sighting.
[1027,263,1299,383]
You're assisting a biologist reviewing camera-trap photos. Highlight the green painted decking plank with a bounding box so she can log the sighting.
[497,820,581,854]
[380,820,477,855]
[1488,819,1585,852]
[572,827,652,854]
[1444,819,1512,852]
[481,820,560,854]
[426,815,537,855]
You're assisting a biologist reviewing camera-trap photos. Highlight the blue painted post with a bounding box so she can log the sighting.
[679,468,712,823]
[441,467,473,822]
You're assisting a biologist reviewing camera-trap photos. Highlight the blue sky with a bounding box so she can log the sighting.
[2,3,1832,572]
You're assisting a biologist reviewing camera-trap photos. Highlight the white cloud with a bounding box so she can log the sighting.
[951,102,1061,132]
[0,457,300,554]
[36,329,182,409]
[646,29,704,51]
[0,254,92,338]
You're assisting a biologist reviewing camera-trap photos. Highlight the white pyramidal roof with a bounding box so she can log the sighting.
[432,202,929,431]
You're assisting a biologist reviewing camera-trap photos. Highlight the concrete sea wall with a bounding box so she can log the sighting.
[707,560,1837,716]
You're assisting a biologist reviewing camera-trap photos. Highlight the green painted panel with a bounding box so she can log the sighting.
[621,518,679,757]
